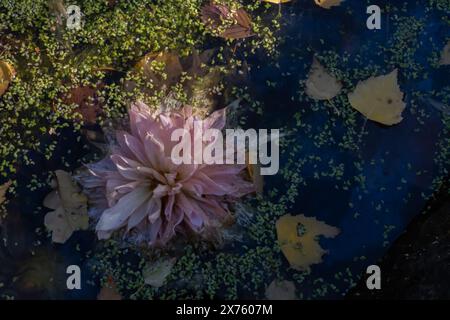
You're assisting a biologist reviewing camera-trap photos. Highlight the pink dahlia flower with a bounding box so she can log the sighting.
[82,102,254,246]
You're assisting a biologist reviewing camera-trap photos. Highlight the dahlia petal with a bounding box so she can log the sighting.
[96,187,150,234]
[143,133,166,170]
[183,171,231,196]
[116,131,149,165]
[126,197,161,231]
[203,107,227,131]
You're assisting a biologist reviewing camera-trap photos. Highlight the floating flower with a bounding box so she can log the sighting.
[81,102,254,246]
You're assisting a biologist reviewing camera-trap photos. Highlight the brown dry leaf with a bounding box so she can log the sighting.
[348,69,406,126]
[97,277,122,300]
[305,57,342,100]
[201,4,254,40]
[439,41,450,66]
[0,180,12,204]
[0,60,16,96]
[63,85,104,125]
[315,0,344,9]
[43,170,89,244]
[265,279,297,300]
[276,214,339,272]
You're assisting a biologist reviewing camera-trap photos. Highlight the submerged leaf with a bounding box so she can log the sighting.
[143,257,176,288]
[348,69,406,126]
[439,41,450,66]
[276,214,339,272]
[43,170,89,244]
[305,57,342,100]
[265,279,297,300]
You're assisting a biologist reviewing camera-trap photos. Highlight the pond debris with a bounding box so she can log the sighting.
[143,257,176,288]
[348,69,406,126]
[305,57,342,101]
[315,0,344,9]
[439,41,450,66]
[276,214,340,272]
[201,4,254,39]
[265,279,297,300]
[43,170,89,244]
[0,60,15,96]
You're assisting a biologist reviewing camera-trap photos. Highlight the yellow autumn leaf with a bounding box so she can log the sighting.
[348,69,406,126]
[0,60,16,96]
[276,214,339,272]
[315,0,344,9]
[305,57,342,100]
[43,170,89,243]
[439,41,450,66]
[262,0,292,3]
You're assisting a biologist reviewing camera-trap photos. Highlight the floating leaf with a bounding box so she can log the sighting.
[0,60,16,96]
[305,57,342,100]
[0,181,12,205]
[439,41,450,66]
[315,0,344,9]
[265,279,297,300]
[201,4,254,39]
[348,69,406,126]
[43,170,89,244]
[143,257,176,288]
[276,214,339,272]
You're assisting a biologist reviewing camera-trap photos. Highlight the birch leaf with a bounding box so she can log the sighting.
[305,57,342,100]
[348,69,406,126]
[276,214,339,272]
